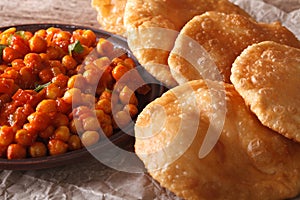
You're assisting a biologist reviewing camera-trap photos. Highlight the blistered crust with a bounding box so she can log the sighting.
[124,0,251,87]
[231,41,300,142]
[168,12,300,85]
[135,80,300,200]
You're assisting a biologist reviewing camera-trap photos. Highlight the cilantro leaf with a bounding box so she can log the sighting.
[15,31,26,38]
[68,40,84,55]
[34,82,51,92]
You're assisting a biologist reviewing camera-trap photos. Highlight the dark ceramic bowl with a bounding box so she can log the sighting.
[0,24,165,170]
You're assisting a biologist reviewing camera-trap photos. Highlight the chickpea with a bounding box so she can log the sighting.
[39,125,55,139]
[96,38,114,56]
[48,139,68,156]
[0,78,15,94]
[29,35,47,53]
[67,74,86,89]
[52,31,71,51]
[15,129,37,146]
[73,106,93,119]
[24,53,43,70]
[4,68,19,79]
[52,113,69,127]
[50,66,62,77]
[81,131,100,147]
[93,57,111,69]
[0,27,16,45]
[82,116,100,131]
[23,123,37,135]
[95,109,105,121]
[81,93,96,107]
[114,110,131,128]
[112,103,124,114]
[53,126,70,142]
[96,98,111,114]
[68,135,82,150]
[7,144,27,159]
[46,46,65,60]
[20,66,35,86]
[82,30,96,47]
[101,124,113,137]
[2,47,22,63]
[83,69,99,85]
[119,86,138,105]
[11,59,25,70]
[112,64,130,81]
[101,113,112,125]
[51,74,68,88]
[71,29,96,47]
[99,89,112,100]
[69,118,84,134]
[46,83,63,99]
[29,142,47,158]
[123,58,136,69]
[123,104,138,117]
[56,98,71,114]
[62,55,77,70]
[27,112,50,131]
[84,63,98,71]
[10,35,30,56]
[36,99,57,114]
[62,87,82,105]
[111,57,124,67]
[39,68,53,83]
[35,29,47,38]
[39,52,49,61]
[0,125,15,146]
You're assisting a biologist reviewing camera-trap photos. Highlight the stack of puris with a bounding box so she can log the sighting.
[92,0,300,199]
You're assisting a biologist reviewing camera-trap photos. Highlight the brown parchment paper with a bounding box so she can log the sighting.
[0,0,300,199]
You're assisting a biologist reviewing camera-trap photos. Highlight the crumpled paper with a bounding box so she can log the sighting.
[1,0,300,199]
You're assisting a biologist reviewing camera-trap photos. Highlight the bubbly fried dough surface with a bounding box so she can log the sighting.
[168,12,300,85]
[124,0,251,87]
[91,0,127,36]
[135,80,300,200]
[231,41,300,142]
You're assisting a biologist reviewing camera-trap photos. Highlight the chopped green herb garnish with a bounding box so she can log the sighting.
[15,31,26,38]
[68,40,84,55]
[34,82,51,92]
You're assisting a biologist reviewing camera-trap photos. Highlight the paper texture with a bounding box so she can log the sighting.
[0,0,299,199]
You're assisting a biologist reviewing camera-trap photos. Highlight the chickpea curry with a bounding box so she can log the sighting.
[0,27,149,159]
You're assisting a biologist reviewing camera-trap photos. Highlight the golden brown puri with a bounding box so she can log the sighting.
[168,12,300,85]
[231,41,300,142]
[135,80,300,200]
[124,0,251,87]
[91,0,127,36]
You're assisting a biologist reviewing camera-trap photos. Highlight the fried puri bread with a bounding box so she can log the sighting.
[91,0,127,36]
[231,41,300,142]
[168,12,300,85]
[134,80,300,200]
[124,0,251,87]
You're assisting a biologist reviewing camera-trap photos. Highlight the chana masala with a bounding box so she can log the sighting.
[0,27,149,159]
